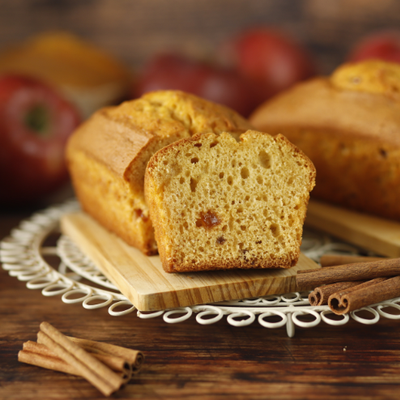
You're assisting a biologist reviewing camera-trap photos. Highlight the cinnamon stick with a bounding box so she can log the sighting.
[67,336,144,373]
[308,281,365,306]
[37,322,123,396]
[319,255,386,268]
[328,276,400,315]
[22,340,131,378]
[296,258,400,291]
[18,350,78,376]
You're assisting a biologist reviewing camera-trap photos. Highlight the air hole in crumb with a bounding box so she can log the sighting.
[256,240,262,244]
[216,236,226,244]
[259,150,271,169]
[379,148,388,158]
[241,167,249,179]
[134,209,148,222]
[190,178,198,192]
[270,223,280,237]
[227,176,233,185]
[222,225,227,231]
[199,247,204,252]
[237,206,243,213]
[194,143,202,148]
[219,172,224,179]
[241,225,246,231]
[256,176,263,184]
[183,222,189,229]
[210,141,218,148]
[179,177,185,184]
[231,160,236,168]
[191,157,199,164]
[163,160,168,165]
[245,196,250,201]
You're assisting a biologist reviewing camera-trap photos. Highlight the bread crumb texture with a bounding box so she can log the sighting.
[331,59,400,99]
[145,130,316,272]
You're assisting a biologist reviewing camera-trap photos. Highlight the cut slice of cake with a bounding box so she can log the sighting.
[145,130,316,273]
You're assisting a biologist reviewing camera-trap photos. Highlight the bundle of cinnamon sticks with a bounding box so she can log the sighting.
[296,255,400,315]
[18,322,144,397]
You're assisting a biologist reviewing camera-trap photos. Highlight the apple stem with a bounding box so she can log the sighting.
[25,105,50,136]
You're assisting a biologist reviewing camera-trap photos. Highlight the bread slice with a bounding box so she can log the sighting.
[144,130,316,272]
[66,90,253,255]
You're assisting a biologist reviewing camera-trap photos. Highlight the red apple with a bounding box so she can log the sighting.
[220,28,317,102]
[0,75,81,206]
[348,30,400,64]
[135,53,259,117]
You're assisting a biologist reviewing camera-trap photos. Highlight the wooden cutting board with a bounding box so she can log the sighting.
[306,200,400,257]
[60,212,320,311]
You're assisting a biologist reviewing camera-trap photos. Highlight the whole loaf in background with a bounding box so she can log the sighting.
[250,60,400,221]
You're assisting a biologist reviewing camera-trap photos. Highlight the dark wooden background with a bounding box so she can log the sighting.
[2,2,400,398]
[2,265,400,400]
[1,0,400,75]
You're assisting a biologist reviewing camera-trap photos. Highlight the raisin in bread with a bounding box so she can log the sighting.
[144,130,316,272]
[250,60,400,220]
[66,90,253,255]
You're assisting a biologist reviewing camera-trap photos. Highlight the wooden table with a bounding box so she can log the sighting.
[1,206,400,400]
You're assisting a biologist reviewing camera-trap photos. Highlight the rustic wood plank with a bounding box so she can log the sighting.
[60,211,319,311]
[2,269,400,400]
[306,200,400,257]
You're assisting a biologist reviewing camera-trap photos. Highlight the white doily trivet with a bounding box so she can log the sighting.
[2,199,400,337]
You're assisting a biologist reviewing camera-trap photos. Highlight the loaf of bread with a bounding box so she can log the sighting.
[144,130,316,272]
[0,31,132,118]
[66,90,254,255]
[250,60,400,221]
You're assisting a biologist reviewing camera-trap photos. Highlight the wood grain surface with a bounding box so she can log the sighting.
[2,265,400,400]
[2,210,400,399]
[60,212,320,311]
[306,200,400,258]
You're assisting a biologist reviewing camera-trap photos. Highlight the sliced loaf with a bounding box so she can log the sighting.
[66,90,253,255]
